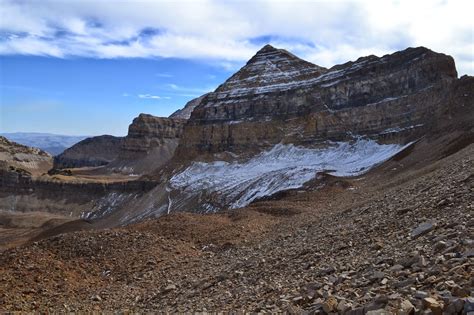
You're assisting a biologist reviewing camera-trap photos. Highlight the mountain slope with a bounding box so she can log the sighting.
[0,132,88,155]
[1,135,472,313]
[0,136,52,176]
[54,135,124,169]
[104,114,186,175]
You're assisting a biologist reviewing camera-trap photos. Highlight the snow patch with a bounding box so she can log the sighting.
[170,139,411,210]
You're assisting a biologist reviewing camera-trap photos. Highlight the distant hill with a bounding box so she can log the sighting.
[0,132,88,156]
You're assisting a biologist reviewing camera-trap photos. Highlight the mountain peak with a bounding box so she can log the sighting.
[251,44,302,63]
[255,44,278,54]
[215,45,327,93]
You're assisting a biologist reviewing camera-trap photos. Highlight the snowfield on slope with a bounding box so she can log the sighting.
[170,139,411,210]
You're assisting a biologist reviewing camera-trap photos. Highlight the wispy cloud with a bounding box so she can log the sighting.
[165,83,215,95]
[137,93,170,100]
[0,0,472,74]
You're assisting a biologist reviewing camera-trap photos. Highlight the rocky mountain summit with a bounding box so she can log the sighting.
[30,44,470,225]
[179,45,456,157]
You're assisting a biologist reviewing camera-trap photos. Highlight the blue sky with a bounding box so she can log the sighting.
[0,0,472,136]
[1,55,230,135]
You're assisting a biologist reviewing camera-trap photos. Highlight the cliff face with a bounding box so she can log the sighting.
[54,135,124,169]
[121,114,185,153]
[105,114,186,174]
[177,45,457,157]
[52,114,186,175]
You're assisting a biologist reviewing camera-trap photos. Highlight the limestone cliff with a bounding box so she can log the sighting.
[105,114,186,174]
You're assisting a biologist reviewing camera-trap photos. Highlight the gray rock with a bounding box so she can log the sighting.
[444,298,464,314]
[164,284,177,292]
[414,291,429,299]
[465,297,474,313]
[463,249,474,258]
[410,221,436,238]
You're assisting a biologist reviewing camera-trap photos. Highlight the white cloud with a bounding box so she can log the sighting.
[163,83,216,96]
[0,0,472,75]
[138,94,162,100]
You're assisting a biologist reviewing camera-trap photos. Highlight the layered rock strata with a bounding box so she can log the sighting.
[53,114,186,175]
[177,45,457,158]
[105,114,186,174]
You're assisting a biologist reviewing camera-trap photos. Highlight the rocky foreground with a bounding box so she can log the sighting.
[1,140,472,313]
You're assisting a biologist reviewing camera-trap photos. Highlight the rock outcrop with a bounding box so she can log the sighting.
[54,135,124,169]
[177,45,457,158]
[53,114,186,175]
[105,114,186,174]
[0,136,52,176]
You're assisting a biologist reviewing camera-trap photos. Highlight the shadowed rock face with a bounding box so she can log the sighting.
[54,135,124,169]
[177,45,457,157]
